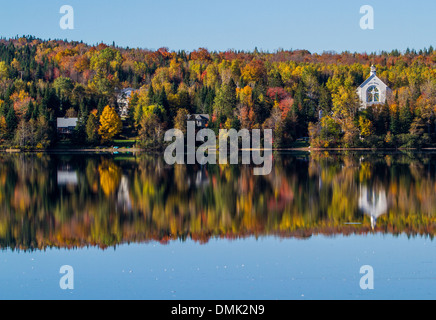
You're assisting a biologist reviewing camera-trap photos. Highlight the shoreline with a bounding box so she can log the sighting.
[3,147,436,153]
[3,147,143,153]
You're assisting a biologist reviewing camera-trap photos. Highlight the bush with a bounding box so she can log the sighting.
[397,134,418,148]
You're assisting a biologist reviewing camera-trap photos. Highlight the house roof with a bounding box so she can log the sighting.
[188,114,210,121]
[118,88,138,98]
[57,117,78,128]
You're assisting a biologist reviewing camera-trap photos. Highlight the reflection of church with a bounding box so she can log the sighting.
[356,65,391,108]
[117,175,132,212]
[358,186,388,230]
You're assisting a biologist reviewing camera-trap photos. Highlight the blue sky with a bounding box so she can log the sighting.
[0,0,435,53]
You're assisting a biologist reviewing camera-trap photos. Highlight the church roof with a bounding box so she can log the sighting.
[358,65,389,90]
[358,74,377,88]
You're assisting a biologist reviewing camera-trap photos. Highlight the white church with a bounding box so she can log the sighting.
[356,65,391,108]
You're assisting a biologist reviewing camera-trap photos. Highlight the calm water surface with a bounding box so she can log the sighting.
[0,151,435,299]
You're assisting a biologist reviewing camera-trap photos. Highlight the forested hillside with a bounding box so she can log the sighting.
[1,36,436,149]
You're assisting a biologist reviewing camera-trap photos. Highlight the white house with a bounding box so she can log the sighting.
[356,65,391,108]
[117,88,139,117]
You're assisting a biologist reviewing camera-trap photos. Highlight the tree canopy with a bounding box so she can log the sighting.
[1,36,436,149]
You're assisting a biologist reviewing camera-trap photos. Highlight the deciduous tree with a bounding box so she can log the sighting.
[98,106,122,143]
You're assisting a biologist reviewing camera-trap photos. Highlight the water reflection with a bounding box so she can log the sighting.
[57,169,78,186]
[0,151,435,251]
[358,186,387,230]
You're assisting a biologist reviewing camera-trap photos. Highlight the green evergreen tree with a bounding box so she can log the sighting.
[147,85,155,104]
[157,87,169,109]
[6,107,17,137]
[97,98,105,116]
[390,106,400,134]
[86,112,99,145]
[399,99,413,134]
[213,79,237,121]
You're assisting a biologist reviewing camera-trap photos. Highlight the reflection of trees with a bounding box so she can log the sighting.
[98,159,121,196]
[0,151,435,251]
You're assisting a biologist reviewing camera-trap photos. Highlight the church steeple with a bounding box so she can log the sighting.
[357,64,391,108]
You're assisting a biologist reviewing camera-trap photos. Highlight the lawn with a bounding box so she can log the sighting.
[289,140,310,148]
[112,139,137,148]
[51,138,138,150]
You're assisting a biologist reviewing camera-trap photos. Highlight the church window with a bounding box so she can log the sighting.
[367,86,379,103]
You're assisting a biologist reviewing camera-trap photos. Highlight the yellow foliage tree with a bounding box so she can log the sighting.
[10,58,20,71]
[224,118,232,130]
[0,61,8,80]
[98,106,122,143]
[359,116,373,137]
[236,85,253,107]
[0,116,7,141]
[174,108,189,134]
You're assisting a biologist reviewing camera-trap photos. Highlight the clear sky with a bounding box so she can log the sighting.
[0,0,435,53]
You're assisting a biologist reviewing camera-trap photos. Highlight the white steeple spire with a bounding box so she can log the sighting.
[370,65,376,76]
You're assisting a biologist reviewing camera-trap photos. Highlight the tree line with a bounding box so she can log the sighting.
[1,36,436,149]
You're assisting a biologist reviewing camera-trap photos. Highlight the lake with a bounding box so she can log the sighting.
[0,151,435,299]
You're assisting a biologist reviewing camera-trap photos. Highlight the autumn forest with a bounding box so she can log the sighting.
[1,36,436,149]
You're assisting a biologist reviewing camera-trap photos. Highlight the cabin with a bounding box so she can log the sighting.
[187,114,209,129]
[57,117,78,135]
[356,65,391,108]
